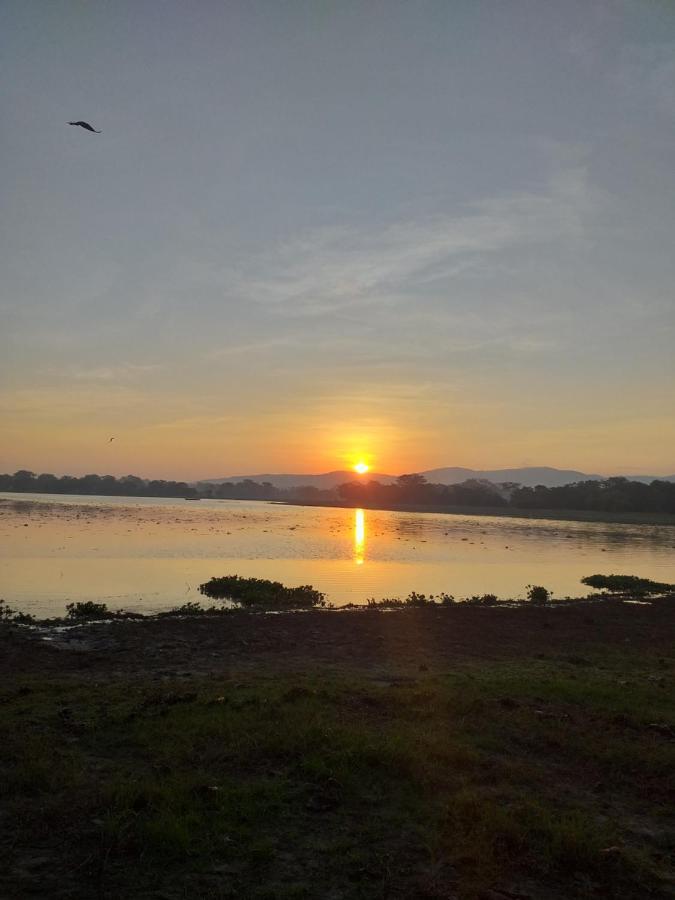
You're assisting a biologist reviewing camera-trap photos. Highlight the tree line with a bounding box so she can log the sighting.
[2,470,674,514]
[336,473,509,507]
[336,474,675,513]
[0,470,198,499]
[510,477,675,514]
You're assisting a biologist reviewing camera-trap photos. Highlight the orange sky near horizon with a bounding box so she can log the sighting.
[2,394,674,480]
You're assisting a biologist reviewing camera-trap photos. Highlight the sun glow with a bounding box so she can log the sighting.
[354,461,369,475]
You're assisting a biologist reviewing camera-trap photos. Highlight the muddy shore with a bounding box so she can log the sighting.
[4,596,674,680]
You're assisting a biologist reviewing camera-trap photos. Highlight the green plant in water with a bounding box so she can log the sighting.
[581,574,673,597]
[199,575,325,609]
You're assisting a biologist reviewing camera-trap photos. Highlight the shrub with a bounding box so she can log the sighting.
[365,592,455,609]
[404,591,433,607]
[158,602,232,617]
[526,585,551,605]
[199,575,325,609]
[366,597,405,609]
[581,574,673,597]
[65,601,114,620]
[465,594,499,606]
[0,599,35,625]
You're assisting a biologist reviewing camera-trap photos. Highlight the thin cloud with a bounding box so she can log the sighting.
[0,386,146,418]
[205,336,299,361]
[46,363,163,382]
[233,166,596,317]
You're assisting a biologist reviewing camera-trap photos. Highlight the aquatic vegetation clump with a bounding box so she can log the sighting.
[199,575,325,609]
[581,574,674,597]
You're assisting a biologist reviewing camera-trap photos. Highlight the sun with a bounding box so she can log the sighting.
[353,461,369,475]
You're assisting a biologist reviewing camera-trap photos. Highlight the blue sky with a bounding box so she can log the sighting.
[1,0,674,478]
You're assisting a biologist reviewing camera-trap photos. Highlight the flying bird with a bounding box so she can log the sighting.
[108,437,115,443]
[68,121,101,133]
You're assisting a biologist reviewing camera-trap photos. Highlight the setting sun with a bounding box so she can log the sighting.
[353,461,369,475]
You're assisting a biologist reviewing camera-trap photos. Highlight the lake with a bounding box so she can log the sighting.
[1,492,674,617]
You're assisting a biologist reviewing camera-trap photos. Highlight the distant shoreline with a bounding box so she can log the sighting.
[278,498,675,526]
[2,489,675,526]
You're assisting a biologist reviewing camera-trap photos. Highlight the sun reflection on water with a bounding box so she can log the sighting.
[354,508,365,565]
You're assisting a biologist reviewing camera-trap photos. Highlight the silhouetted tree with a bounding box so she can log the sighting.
[12,470,36,491]
[35,473,60,492]
[510,478,675,514]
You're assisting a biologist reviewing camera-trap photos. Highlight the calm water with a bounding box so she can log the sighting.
[1,492,674,617]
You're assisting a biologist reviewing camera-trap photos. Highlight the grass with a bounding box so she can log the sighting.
[1,651,673,898]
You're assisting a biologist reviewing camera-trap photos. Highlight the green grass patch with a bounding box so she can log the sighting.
[1,653,673,898]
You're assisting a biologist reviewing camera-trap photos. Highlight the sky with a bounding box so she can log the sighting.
[1,0,674,480]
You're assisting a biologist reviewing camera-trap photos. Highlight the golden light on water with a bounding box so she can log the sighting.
[354,461,369,474]
[354,508,366,565]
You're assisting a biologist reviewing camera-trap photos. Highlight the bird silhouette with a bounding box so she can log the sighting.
[108,437,115,443]
[68,121,101,133]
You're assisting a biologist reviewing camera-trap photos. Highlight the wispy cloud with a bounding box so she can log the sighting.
[0,386,146,419]
[231,166,596,317]
[205,336,298,361]
[42,363,163,382]
[149,414,236,432]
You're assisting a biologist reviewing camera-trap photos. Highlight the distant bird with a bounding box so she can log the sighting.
[68,120,101,133]
[108,437,115,443]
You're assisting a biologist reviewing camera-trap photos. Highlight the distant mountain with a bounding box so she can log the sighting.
[420,466,604,487]
[199,466,675,490]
